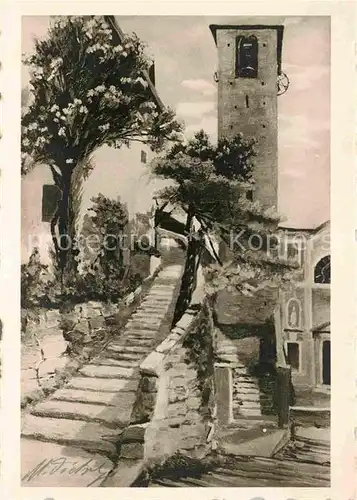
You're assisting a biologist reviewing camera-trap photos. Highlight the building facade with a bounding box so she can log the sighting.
[279,222,330,389]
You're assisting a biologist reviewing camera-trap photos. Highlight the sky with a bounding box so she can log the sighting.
[22,15,330,229]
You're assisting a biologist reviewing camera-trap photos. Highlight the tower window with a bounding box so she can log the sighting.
[42,185,61,223]
[245,95,250,108]
[236,35,258,78]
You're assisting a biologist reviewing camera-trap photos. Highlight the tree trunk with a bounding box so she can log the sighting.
[172,231,203,326]
[51,170,77,282]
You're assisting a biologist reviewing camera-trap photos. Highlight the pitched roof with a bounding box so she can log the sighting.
[104,15,164,111]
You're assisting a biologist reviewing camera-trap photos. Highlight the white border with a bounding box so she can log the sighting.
[0,1,356,499]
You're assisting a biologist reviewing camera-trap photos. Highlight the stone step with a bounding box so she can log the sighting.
[125,321,158,331]
[217,354,240,363]
[50,388,136,407]
[216,348,238,355]
[235,374,257,381]
[124,326,158,334]
[235,393,261,402]
[144,296,172,304]
[231,368,249,375]
[292,442,330,455]
[66,377,139,393]
[128,317,159,326]
[107,344,149,355]
[239,408,262,416]
[131,312,160,320]
[104,350,145,362]
[139,304,168,312]
[122,337,156,345]
[238,390,261,398]
[234,381,260,389]
[79,364,137,379]
[141,298,171,305]
[93,358,140,368]
[147,287,174,294]
[236,400,261,409]
[123,337,156,346]
[150,284,175,290]
[93,357,139,368]
[114,338,154,347]
[31,399,133,428]
[22,415,121,456]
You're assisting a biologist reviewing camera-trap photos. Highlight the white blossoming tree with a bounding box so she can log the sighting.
[22,15,182,278]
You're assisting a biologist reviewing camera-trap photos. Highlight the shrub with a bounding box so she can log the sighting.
[21,248,55,331]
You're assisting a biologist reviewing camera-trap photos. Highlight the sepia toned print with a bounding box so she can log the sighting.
[20,15,330,487]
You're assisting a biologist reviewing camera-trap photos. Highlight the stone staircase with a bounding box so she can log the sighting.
[275,426,330,466]
[215,335,263,418]
[21,265,182,487]
[231,366,262,418]
[146,454,330,487]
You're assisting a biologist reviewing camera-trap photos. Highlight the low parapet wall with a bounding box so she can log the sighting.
[290,406,330,429]
[115,301,216,474]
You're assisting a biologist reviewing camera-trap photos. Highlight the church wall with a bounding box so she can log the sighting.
[312,287,330,327]
[281,225,330,389]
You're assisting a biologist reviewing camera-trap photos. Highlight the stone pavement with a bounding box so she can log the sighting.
[21,265,182,487]
[147,454,330,487]
[276,425,330,465]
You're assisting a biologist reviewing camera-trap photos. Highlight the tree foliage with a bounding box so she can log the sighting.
[152,130,296,315]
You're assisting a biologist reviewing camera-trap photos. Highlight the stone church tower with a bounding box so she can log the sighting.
[210,24,285,210]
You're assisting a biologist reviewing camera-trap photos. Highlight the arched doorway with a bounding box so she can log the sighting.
[322,340,331,385]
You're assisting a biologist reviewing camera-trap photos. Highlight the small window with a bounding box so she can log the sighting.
[314,255,330,284]
[286,342,300,371]
[236,35,258,78]
[42,185,61,223]
[141,150,147,164]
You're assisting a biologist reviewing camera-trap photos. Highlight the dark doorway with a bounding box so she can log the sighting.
[322,340,331,385]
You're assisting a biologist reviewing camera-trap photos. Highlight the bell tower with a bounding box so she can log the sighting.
[210,24,287,210]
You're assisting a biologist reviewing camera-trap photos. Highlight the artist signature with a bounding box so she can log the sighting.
[22,457,110,487]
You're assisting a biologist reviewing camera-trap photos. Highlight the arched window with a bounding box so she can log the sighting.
[236,35,258,78]
[314,255,331,284]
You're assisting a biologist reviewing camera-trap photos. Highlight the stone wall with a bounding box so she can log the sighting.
[21,262,162,405]
[119,303,216,466]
